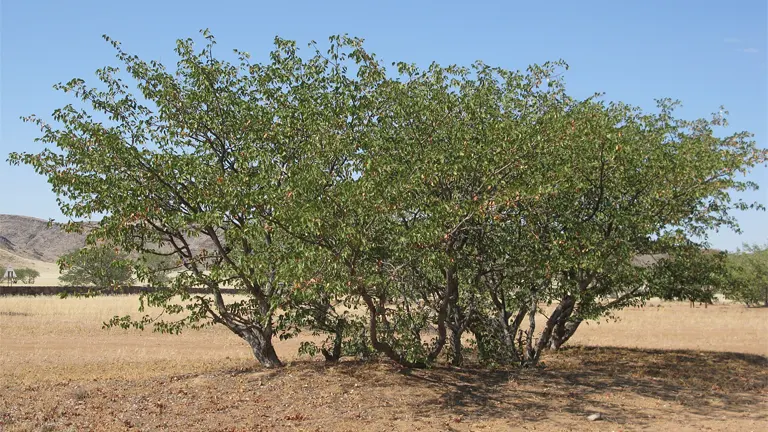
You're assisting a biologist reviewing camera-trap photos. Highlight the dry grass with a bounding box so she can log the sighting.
[0,295,302,382]
[1,296,766,431]
[569,299,768,356]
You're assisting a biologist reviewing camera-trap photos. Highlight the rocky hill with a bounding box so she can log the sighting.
[0,215,88,263]
[0,214,216,264]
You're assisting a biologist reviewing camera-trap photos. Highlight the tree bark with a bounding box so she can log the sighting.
[546,277,592,351]
[450,327,463,366]
[558,318,582,347]
[525,291,537,364]
[357,265,457,369]
[549,324,566,350]
[239,328,283,368]
[321,320,344,362]
[535,301,566,360]
[548,295,576,350]
[427,264,458,363]
[499,308,526,364]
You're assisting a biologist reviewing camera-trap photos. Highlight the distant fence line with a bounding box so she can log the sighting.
[0,285,240,296]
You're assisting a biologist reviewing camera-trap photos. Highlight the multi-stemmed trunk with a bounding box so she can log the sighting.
[208,286,283,368]
[357,264,458,369]
[553,319,582,349]
[536,294,583,353]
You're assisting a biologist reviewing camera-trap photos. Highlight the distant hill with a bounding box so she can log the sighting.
[0,215,87,263]
[0,214,216,264]
[0,247,60,279]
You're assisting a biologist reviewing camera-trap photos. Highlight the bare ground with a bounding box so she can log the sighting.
[1,298,766,431]
[1,349,766,432]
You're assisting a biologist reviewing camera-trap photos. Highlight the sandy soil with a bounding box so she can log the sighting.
[0,297,766,431]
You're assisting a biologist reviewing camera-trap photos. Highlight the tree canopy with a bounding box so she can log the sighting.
[8,31,767,368]
[12,268,40,284]
[723,242,768,307]
[58,245,134,288]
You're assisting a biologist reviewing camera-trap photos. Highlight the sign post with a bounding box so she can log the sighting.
[4,267,16,287]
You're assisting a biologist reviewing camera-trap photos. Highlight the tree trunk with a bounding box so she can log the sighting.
[207,285,282,368]
[550,321,566,350]
[548,295,576,350]
[360,289,428,368]
[239,328,283,368]
[764,285,767,307]
[450,327,463,366]
[549,323,567,350]
[558,319,582,346]
[426,264,458,363]
[525,292,537,364]
[500,308,526,364]
[321,321,344,362]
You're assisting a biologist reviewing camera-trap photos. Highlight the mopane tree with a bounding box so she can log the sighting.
[525,102,761,364]
[350,64,764,367]
[338,75,765,367]
[9,31,385,368]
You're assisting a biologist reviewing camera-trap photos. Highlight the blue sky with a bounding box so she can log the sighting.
[1,0,766,250]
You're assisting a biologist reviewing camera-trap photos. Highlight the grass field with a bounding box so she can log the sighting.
[1,296,766,431]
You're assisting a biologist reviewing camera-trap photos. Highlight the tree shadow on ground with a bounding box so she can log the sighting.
[390,346,767,426]
[110,347,768,428]
[3,347,766,431]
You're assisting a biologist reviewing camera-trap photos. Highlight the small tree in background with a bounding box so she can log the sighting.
[14,268,41,284]
[58,245,134,288]
[723,242,768,307]
[139,252,174,285]
[646,248,731,307]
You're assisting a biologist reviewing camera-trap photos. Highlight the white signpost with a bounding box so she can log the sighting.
[4,267,16,287]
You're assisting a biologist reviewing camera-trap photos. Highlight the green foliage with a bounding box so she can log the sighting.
[646,248,730,304]
[139,252,174,285]
[723,242,768,306]
[13,268,41,284]
[58,245,134,288]
[8,30,767,368]
[7,30,387,367]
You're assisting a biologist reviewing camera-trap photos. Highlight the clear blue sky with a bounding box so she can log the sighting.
[1,0,766,250]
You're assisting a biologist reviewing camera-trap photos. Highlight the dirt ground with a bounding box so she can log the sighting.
[1,297,766,431]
